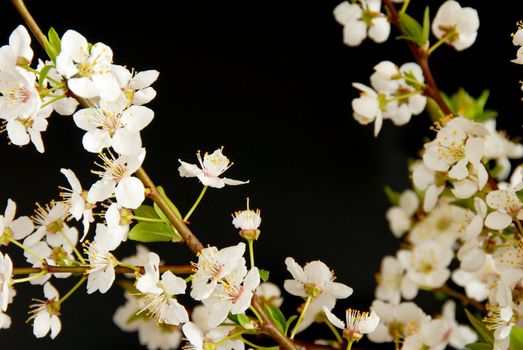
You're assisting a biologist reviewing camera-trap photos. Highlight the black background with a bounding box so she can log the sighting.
[0,0,522,349]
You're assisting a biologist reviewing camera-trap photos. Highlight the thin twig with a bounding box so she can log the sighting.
[12,264,195,275]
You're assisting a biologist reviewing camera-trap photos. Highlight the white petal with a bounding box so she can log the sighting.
[484,211,512,230]
[49,315,61,339]
[121,105,154,131]
[130,70,159,90]
[323,306,344,329]
[68,77,99,99]
[6,119,29,146]
[368,17,391,43]
[112,129,142,156]
[115,177,145,209]
[87,179,116,203]
[43,282,59,300]
[9,25,33,62]
[92,74,121,101]
[33,312,51,338]
[343,21,367,47]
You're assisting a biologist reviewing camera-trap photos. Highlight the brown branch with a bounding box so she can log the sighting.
[12,264,195,276]
[251,295,298,350]
[382,0,452,116]
[9,0,48,49]
[433,284,486,314]
[136,167,204,254]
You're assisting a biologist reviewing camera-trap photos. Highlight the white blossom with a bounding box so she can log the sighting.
[484,188,523,230]
[385,189,418,238]
[60,168,95,239]
[28,282,61,339]
[111,65,159,105]
[484,304,516,350]
[333,0,390,46]
[56,30,120,101]
[178,148,248,188]
[323,306,379,342]
[256,282,284,308]
[483,120,523,180]
[351,83,384,136]
[440,301,478,349]
[0,253,13,312]
[0,198,33,244]
[5,104,51,153]
[452,255,497,302]
[136,252,189,325]
[182,322,244,350]
[375,255,417,303]
[432,1,479,51]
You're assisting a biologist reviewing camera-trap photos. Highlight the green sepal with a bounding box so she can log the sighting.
[263,304,287,334]
[465,309,494,345]
[259,269,270,282]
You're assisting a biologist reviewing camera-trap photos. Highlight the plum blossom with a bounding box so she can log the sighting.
[232,202,261,240]
[401,318,448,350]
[36,60,79,116]
[4,104,51,153]
[385,189,418,238]
[0,65,40,121]
[0,198,33,244]
[73,94,154,155]
[452,255,497,301]
[412,161,445,212]
[85,223,126,294]
[60,168,95,239]
[178,148,248,188]
[323,306,379,342]
[432,1,479,51]
[28,282,61,339]
[483,304,516,350]
[440,301,478,348]
[0,253,13,312]
[56,30,120,100]
[190,243,246,301]
[88,149,146,209]
[513,26,523,64]
[484,188,523,230]
[111,65,159,105]
[182,322,244,350]
[256,282,284,307]
[351,83,384,136]
[136,252,189,325]
[375,255,417,303]
[284,258,353,332]
[483,120,523,180]
[333,0,390,47]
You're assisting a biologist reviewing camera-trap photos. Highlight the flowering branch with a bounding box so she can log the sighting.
[12,264,195,276]
[432,285,486,314]
[382,0,452,116]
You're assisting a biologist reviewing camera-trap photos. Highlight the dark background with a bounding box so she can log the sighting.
[0,0,522,349]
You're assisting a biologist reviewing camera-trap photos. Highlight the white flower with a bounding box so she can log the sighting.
[385,189,418,238]
[232,202,261,240]
[56,30,120,101]
[178,148,248,188]
[0,65,40,121]
[36,59,79,116]
[85,223,125,294]
[73,93,153,155]
[484,304,516,349]
[412,161,445,212]
[440,301,478,349]
[256,282,284,308]
[203,267,260,328]
[401,318,448,350]
[483,120,523,180]
[182,322,244,350]
[0,253,13,312]
[375,255,417,303]
[370,61,427,126]
[397,241,453,289]
[3,25,33,64]
[333,0,390,46]
[0,198,33,244]
[324,306,379,342]
[368,300,429,343]
[60,168,94,239]
[5,104,51,153]
[88,149,146,209]
[284,257,353,332]
[111,65,159,105]
[136,252,189,325]
[28,282,61,339]
[0,310,11,331]
[452,255,496,302]
[431,1,479,51]
[104,203,130,241]
[351,83,384,136]
[191,243,246,301]
[485,189,523,230]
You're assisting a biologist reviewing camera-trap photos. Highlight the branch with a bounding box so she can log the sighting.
[12,264,195,275]
[136,167,204,254]
[433,284,486,314]
[9,0,47,49]
[382,0,453,116]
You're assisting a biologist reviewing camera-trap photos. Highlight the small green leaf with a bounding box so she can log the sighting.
[450,197,476,212]
[421,7,430,44]
[285,315,298,335]
[48,27,61,53]
[510,327,523,349]
[465,309,494,345]
[134,205,160,220]
[38,65,53,86]
[129,222,177,242]
[259,269,270,282]
[264,304,286,334]
[384,186,401,206]
[426,97,446,122]
[228,313,252,327]
[398,12,425,45]
[516,189,523,203]
[465,343,493,350]
[43,41,57,62]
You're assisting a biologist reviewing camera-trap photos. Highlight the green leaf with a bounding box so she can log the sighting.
[37,65,53,86]
[157,186,182,219]
[450,197,476,212]
[129,222,177,242]
[134,205,160,220]
[516,189,523,203]
[398,12,425,45]
[465,343,493,350]
[465,309,494,345]
[384,186,401,206]
[259,269,270,282]
[228,313,252,327]
[285,315,298,335]
[448,88,498,122]
[421,7,430,44]
[43,40,58,62]
[151,186,183,242]
[510,327,523,350]
[264,304,286,334]
[48,27,61,53]
[426,97,446,122]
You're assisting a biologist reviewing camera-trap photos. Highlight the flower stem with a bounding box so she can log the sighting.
[59,229,86,264]
[346,340,354,350]
[427,30,457,56]
[239,337,279,350]
[58,276,87,304]
[11,269,47,284]
[248,239,255,269]
[290,295,312,339]
[117,261,140,272]
[183,185,208,222]
[324,318,343,344]
[130,215,166,223]
[9,238,43,263]
[249,305,264,324]
[399,0,410,14]
[214,330,247,346]
[41,94,67,108]
[433,284,485,313]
